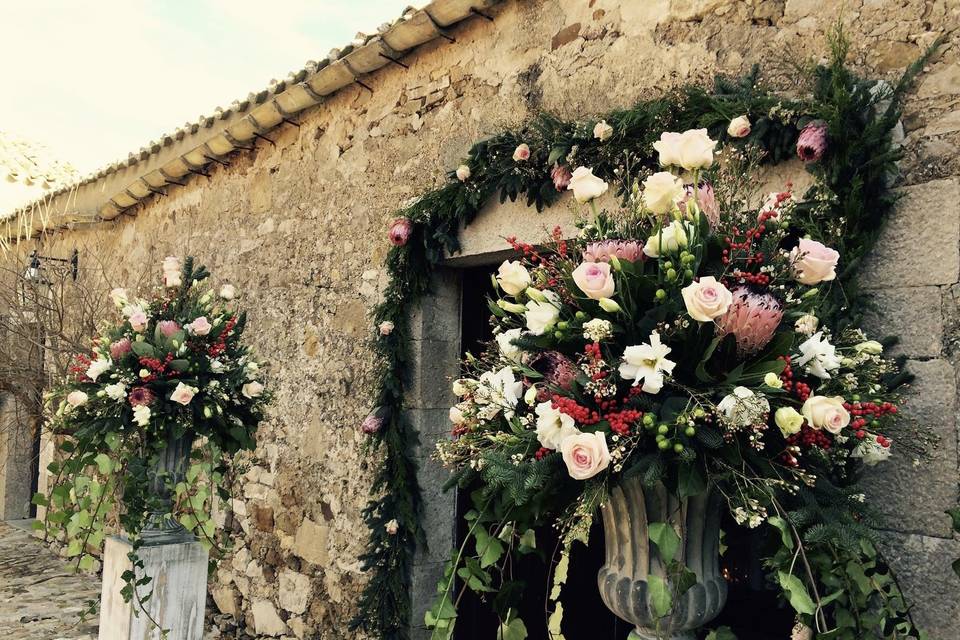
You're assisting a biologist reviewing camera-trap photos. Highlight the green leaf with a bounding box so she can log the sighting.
[131,341,155,357]
[648,522,680,564]
[104,432,121,452]
[475,529,505,569]
[647,574,672,618]
[518,529,537,554]
[705,627,738,640]
[94,453,113,475]
[78,554,96,571]
[767,516,794,550]
[677,462,706,498]
[31,492,48,507]
[778,571,816,615]
[946,507,960,533]
[169,359,191,372]
[498,616,528,640]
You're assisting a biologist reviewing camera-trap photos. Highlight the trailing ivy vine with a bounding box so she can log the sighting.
[351,28,940,639]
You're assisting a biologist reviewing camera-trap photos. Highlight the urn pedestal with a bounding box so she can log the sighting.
[597,478,727,640]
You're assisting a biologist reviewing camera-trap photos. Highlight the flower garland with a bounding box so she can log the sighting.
[351,30,938,640]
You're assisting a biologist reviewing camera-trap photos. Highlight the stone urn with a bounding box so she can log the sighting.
[597,477,727,640]
[140,430,196,545]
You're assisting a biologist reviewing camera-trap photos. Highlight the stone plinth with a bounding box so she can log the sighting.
[98,536,207,640]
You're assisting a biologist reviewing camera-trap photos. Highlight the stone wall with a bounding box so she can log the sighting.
[2,0,959,637]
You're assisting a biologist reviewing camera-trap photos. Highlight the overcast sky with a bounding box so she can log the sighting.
[0,0,409,176]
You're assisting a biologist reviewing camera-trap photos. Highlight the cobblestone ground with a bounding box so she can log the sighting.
[0,521,99,640]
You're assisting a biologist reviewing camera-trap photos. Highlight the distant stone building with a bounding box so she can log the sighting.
[0,1,958,638]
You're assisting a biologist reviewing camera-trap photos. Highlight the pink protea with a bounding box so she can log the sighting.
[361,415,383,435]
[530,351,578,391]
[128,387,156,407]
[796,121,828,163]
[109,337,132,360]
[678,183,720,227]
[583,240,645,263]
[388,218,413,246]
[157,320,180,338]
[715,286,784,356]
[551,164,572,191]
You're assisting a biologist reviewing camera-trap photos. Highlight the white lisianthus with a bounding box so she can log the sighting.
[774,406,804,436]
[525,290,561,335]
[717,386,770,426]
[582,318,613,342]
[681,276,733,322]
[802,395,850,434]
[851,434,892,465]
[643,220,690,258]
[475,367,523,419]
[210,359,225,373]
[66,391,88,408]
[242,381,265,399]
[593,120,614,141]
[653,129,717,170]
[86,359,111,382]
[456,164,471,181]
[497,299,527,314]
[496,260,531,296]
[727,115,751,138]
[763,372,783,389]
[598,298,621,313]
[797,331,843,379]
[104,383,127,401]
[110,288,128,308]
[495,328,523,362]
[448,405,466,425]
[133,404,151,427]
[641,171,685,215]
[567,167,608,203]
[523,385,538,405]
[794,314,819,336]
[452,378,474,397]
[855,340,883,355]
[534,401,579,450]
[219,284,237,300]
[618,331,676,394]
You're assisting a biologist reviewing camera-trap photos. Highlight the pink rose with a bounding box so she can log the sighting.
[110,338,132,360]
[158,320,181,338]
[129,311,148,333]
[727,115,751,138]
[512,143,530,162]
[560,432,611,480]
[789,238,839,285]
[170,382,198,405]
[801,395,850,435]
[572,262,615,300]
[187,317,212,336]
[378,321,395,336]
[388,218,412,247]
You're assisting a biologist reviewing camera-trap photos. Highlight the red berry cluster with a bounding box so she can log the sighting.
[605,409,643,436]
[506,236,543,264]
[138,353,176,382]
[69,353,92,381]
[778,356,811,401]
[843,400,897,441]
[551,394,600,425]
[551,226,568,258]
[207,316,237,357]
[727,269,771,286]
[535,447,553,460]
[786,424,833,450]
[721,222,767,267]
[451,425,469,438]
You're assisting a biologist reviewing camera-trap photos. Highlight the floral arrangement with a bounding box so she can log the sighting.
[34,257,268,609]
[352,29,942,640]
[425,125,925,638]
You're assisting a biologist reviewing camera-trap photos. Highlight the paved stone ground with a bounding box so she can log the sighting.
[0,521,99,640]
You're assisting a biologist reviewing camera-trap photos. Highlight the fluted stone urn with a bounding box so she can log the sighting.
[598,477,727,640]
[141,430,195,545]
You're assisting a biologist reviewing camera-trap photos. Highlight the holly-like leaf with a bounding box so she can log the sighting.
[649,522,680,564]
[705,626,738,640]
[497,615,528,640]
[647,574,672,618]
[767,516,794,550]
[778,571,816,615]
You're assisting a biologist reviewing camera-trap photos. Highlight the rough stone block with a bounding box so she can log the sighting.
[862,286,943,357]
[292,518,329,566]
[413,452,457,559]
[878,532,960,640]
[278,569,311,614]
[864,359,959,537]
[860,179,960,288]
[251,599,287,636]
[406,339,461,410]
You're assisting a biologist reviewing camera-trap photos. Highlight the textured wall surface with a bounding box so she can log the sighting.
[3,1,959,637]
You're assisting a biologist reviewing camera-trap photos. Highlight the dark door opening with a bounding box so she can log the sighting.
[455,265,795,639]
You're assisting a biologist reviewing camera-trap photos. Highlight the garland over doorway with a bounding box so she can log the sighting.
[352,28,948,640]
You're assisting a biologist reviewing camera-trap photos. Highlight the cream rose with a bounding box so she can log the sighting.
[641,171,685,215]
[133,404,151,427]
[653,129,717,170]
[567,167,608,203]
[789,238,839,285]
[219,284,237,300]
[456,164,471,181]
[170,382,199,405]
[560,431,611,480]
[727,115,751,138]
[496,260,531,296]
[642,221,689,258]
[572,262,615,300]
[242,381,264,399]
[593,120,613,141]
[66,390,88,408]
[774,406,804,436]
[801,395,850,434]
[525,290,561,335]
[512,143,530,162]
[680,276,732,322]
[187,316,212,336]
[535,401,579,450]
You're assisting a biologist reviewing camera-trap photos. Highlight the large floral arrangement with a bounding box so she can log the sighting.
[34,257,268,603]
[425,128,927,639]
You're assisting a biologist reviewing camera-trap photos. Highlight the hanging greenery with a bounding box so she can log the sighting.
[351,27,942,640]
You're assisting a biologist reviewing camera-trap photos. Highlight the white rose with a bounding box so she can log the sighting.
[567,167,608,203]
[535,401,579,450]
[652,132,683,167]
[642,220,689,258]
[66,390,88,408]
[456,164,471,181]
[219,284,237,300]
[525,290,561,335]
[86,359,111,382]
[801,395,850,434]
[133,404,151,427]
[495,328,523,362]
[641,171,685,215]
[560,431,611,480]
[774,406,804,436]
[727,115,751,138]
[653,129,717,170]
[593,120,613,141]
[496,260,531,296]
[170,382,199,405]
[681,276,733,322]
[242,381,265,399]
[452,378,474,397]
[104,383,127,401]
